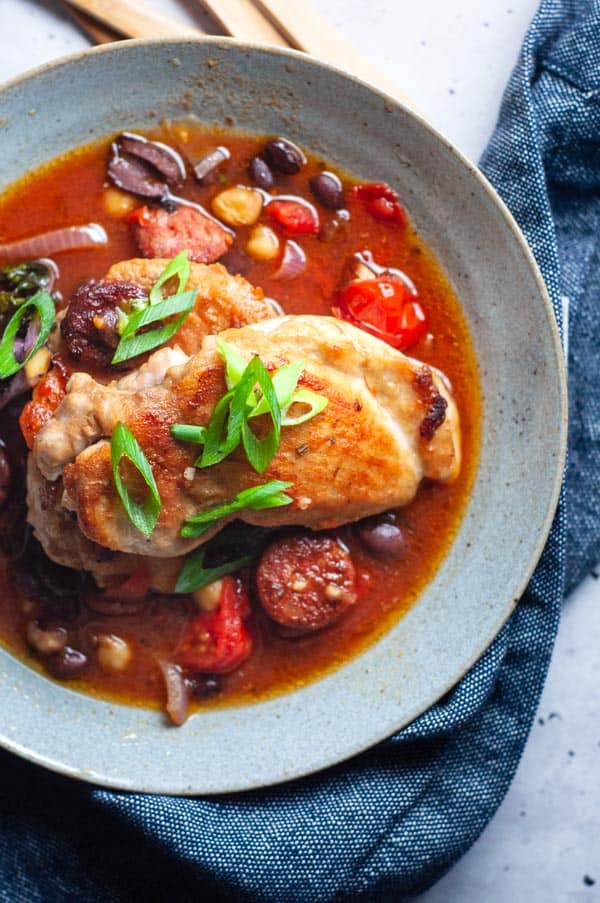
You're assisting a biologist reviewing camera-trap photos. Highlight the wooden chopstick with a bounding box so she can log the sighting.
[194,0,288,46]
[59,1,121,44]
[65,0,203,39]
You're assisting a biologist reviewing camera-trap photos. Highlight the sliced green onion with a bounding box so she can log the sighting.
[175,546,254,593]
[181,479,293,539]
[281,388,329,426]
[216,337,255,399]
[148,250,190,305]
[171,345,327,474]
[110,421,161,536]
[171,423,207,444]
[111,289,196,364]
[248,359,305,418]
[197,389,237,468]
[0,290,55,379]
[234,356,281,474]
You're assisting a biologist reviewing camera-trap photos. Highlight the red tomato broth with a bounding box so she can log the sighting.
[0,121,481,713]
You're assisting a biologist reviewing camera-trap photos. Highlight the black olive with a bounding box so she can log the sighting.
[248,156,275,190]
[187,674,221,698]
[107,133,185,198]
[263,138,306,175]
[356,513,406,557]
[309,171,344,209]
[46,646,88,680]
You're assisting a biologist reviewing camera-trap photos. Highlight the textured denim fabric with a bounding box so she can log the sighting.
[1,1,598,900]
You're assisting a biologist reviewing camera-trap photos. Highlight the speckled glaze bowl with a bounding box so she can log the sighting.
[0,39,567,794]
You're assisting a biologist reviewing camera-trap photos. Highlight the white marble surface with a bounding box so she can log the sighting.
[0,0,598,898]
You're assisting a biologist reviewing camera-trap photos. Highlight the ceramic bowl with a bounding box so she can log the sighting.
[0,39,567,794]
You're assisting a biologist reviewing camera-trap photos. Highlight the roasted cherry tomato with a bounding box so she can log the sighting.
[333,277,427,351]
[19,359,70,449]
[350,182,407,227]
[266,198,320,235]
[177,576,252,673]
[125,205,155,226]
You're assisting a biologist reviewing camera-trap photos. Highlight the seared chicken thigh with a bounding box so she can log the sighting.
[32,315,461,560]
[26,258,275,581]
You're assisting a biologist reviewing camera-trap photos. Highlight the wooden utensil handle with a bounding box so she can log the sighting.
[254,0,409,103]
[66,0,203,39]
[196,0,288,46]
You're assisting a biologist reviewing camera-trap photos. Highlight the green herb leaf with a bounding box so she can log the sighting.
[175,546,254,593]
[110,421,161,536]
[180,479,293,539]
[0,290,55,380]
[148,250,190,305]
[111,289,196,364]
[281,388,329,426]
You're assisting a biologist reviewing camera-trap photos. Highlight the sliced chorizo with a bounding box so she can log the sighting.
[130,204,233,264]
[255,533,357,632]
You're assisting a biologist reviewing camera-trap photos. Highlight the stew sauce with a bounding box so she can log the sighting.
[0,121,481,713]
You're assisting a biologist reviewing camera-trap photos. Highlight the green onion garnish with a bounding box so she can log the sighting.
[280,388,329,426]
[112,251,196,364]
[170,424,207,444]
[171,342,328,474]
[231,355,281,474]
[180,479,293,539]
[110,421,161,536]
[148,250,190,305]
[111,290,197,364]
[0,290,55,380]
[175,546,254,593]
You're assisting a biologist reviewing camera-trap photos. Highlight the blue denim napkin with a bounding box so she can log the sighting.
[2,0,599,899]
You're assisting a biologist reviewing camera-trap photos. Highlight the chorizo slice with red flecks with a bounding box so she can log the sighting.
[129,205,233,264]
[255,533,357,632]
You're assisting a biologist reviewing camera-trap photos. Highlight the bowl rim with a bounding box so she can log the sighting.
[0,36,568,794]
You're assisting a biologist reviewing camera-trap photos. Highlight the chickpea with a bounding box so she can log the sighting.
[193,579,223,612]
[97,633,132,672]
[24,347,51,383]
[26,621,68,655]
[102,187,138,218]
[211,186,263,227]
[246,224,280,261]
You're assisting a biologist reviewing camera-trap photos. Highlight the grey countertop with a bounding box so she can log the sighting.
[0,0,598,898]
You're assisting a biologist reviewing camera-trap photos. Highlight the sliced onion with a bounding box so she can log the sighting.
[0,369,30,410]
[0,224,108,262]
[349,250,417,295]
[265,296,285,316]
[158,659,190,726]
[35,258,60,293]
[273,240,306,280]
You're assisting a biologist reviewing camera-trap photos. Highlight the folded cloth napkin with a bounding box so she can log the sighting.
[1,1,599,900]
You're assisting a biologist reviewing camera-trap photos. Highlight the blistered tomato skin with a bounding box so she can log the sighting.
[350,182,407,228]
[19,359,70,449]
[177,576,252,673]
[334,277,427,352]
[266,199,320,235]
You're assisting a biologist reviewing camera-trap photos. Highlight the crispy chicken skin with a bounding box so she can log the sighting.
[33,315,461,560]
[105,258,274,355]
[26,259,275,582]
